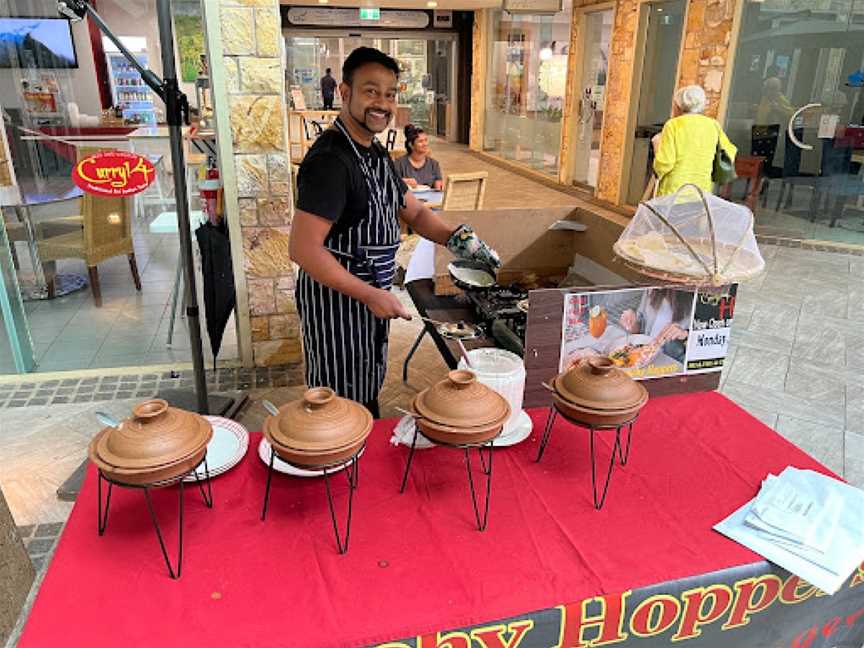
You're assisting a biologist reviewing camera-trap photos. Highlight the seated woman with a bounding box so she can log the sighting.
[394,124,443,191]
[652,85,737,196]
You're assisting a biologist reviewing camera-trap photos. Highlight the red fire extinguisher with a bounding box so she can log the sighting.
[199,156,221,225]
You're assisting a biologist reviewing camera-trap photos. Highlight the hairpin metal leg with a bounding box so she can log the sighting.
[399,423,420,493]
[616,422,633,466]
[323,455,358,554]
[536,407,557,463]
[464,441,494,531]
[143,481,185,579]
[194,456,213,508]
[260,447,276,521]
[590,426,620,510]
[97,471,113,536]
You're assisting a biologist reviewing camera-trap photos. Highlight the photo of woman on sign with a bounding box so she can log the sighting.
[560,287,695,378]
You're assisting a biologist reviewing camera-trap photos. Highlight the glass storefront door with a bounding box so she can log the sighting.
[285,33,455,135]
[572,8,613,188]
[725,0,864,244]
[483,6,573,177]
[624,0,687,205]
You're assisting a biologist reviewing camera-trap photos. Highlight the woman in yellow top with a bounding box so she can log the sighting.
[652,85,737,196]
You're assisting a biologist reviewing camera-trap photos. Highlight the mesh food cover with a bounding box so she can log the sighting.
[614,184,765,286]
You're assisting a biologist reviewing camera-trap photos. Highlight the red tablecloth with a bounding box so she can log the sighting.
[18,392,832,647]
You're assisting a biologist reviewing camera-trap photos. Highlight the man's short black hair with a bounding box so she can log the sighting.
[325,68,331,74]
[342,47,400,86]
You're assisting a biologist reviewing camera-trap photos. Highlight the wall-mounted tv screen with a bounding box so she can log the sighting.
[0,18,78,69]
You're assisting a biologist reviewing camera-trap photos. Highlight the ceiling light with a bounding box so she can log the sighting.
[318,0,329,3]
[427,1,438,6]
[539,47,553,61]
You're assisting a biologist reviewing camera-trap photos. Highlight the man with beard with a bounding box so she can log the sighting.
[290,47,499,418]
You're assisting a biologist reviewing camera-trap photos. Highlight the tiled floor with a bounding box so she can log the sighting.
[2,180,238,375]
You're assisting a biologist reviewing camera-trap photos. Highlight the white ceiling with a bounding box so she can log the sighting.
[281,1,502,9]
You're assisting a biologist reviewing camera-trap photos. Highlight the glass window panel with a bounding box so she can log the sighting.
[724,0,864,244]
[483,5,572,177]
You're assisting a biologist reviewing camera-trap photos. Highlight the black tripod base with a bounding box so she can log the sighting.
[399,426,495,531]
[96,457,213,579]
[260,448,361,555]
[536,407,636,510]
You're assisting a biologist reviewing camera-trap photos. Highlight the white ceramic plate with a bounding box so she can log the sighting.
[257,438,360,477]
[410,184,432,192]
[495,410,533,447]
[389,411,532,449]
[183,416,249,482]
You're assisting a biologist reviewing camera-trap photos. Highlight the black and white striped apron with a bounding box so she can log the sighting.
[296,119,403,404]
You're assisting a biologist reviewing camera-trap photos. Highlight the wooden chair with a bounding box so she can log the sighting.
[441,172,488,211]
[36,150,141,306]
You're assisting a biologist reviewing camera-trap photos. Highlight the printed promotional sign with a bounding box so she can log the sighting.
[380,561,864,648]
[559,285,736,380]
[72,150,156,197]
[686,284,736,372]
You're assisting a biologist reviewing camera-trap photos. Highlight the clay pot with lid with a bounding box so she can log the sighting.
[413,370,510,445]
[263,387,372,468]
[547,358,648,426]
[89,399,213,485]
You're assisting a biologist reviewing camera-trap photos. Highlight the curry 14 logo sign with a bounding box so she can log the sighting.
[72,150,156,197]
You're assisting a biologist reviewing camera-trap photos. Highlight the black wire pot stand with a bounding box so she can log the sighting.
[536,407,636,510]
[260,443,364,556]
[96,456,213,580]
[399,424,498,532]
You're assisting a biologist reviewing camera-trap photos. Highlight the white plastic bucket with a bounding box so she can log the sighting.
[457,348,525,434]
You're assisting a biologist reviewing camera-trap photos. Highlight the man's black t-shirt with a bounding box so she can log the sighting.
[296,128,408,239]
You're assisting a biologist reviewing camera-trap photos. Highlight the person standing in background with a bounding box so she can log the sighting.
[651,85,737,196]
[320,68,337,110]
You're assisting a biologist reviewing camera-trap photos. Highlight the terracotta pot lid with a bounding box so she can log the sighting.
[93,399,213,470]
[414,370,510,428]
[266,387,372,452]
[553,358,647,411]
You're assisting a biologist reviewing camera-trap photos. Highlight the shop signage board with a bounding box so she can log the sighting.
[359,7,380,21]
[381,561,864,648]
[72,150,156,197]
[286,7,430,29]
[503,0,563,14]
[558,284,736,379]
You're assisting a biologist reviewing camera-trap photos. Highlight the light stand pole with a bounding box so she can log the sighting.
[59,0,208,414]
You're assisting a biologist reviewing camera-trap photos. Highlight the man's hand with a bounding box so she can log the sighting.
[363,287,412,320]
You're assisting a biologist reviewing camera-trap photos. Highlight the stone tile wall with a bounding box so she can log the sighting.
[214,0,301,367]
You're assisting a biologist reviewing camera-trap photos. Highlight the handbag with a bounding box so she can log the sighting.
[712,122,737,186]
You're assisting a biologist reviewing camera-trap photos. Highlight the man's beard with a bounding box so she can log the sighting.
[347,94,391,134]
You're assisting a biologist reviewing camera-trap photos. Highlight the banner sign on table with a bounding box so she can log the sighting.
[72,150,156,197]
[381,561,864,647]
[559,285,736,379]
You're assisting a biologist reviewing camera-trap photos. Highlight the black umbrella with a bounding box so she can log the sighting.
[195,219,235,367]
